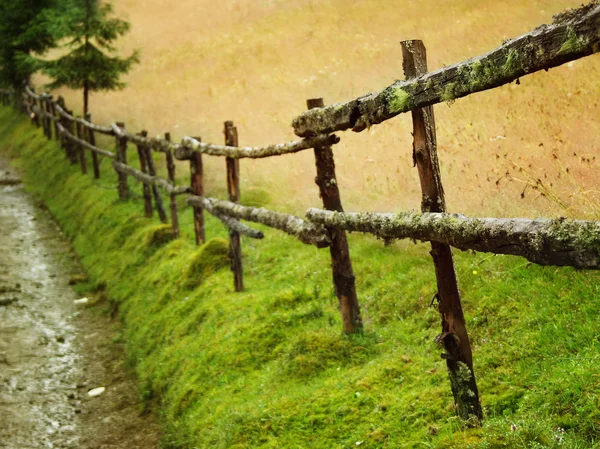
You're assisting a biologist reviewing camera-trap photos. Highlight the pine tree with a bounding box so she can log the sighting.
[0,0,59,89]
[41,0,140,115]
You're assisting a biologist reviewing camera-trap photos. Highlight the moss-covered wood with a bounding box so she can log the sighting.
[176,134,340,160]
[292,2,600,137]
[111,160,190,195]
[224,121,244,292]
[308,98,362,334]
[187,195,330,248]
[305,209,600,269]
[186,195,265,240]
[56,122,115,159]
[403,39,482,423]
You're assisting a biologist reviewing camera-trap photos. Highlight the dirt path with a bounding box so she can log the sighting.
[0,155,160,449]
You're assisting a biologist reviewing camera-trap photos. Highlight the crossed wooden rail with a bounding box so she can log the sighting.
[1,0,598,424]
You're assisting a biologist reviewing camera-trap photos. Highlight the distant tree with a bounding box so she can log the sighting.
[0,0,59,89]
[40,0,140,115]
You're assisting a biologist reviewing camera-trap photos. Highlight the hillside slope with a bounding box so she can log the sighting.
[34,0,600,219]
[2,106,600,448]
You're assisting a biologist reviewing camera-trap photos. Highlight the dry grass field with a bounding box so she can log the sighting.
[36,0,600,218]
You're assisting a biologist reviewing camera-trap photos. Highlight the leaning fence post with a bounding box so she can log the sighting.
[65,107,78,164]
[44,95,54,140]
[307,98,362,334]
[224,121,243,292]
[401,39,482,423]
[40,96,50,138]
[189,136,205,245]
[75,120,88,175]
[142,140,168,223]
[85,113,101,179]
[165,132,180,238]
[136,130,154,218]
[30,87,40,128]
[115,122,129,200]
[49,100,59,140]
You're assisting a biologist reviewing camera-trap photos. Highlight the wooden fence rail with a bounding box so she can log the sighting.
[2,0,599,425]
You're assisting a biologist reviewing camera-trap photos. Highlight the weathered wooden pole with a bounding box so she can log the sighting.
[75,120,88,175]
[40,96,50,138]
[307,98,362,334]
[64,107,78,165]
[49,100,59,140]
[44,95,54,140]
[224,121,244,292]
[115,122,129,200]
[189,136,206,245]
[29,87,40,128]
[137,130,154,218]
[85,114,101,179]
[165,132,180,238]
[401,39,482,423]
[143,141,168,223]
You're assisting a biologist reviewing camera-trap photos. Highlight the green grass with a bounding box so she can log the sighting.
[1,107,599,448]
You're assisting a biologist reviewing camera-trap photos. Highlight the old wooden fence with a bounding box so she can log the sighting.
[1,1,598,424]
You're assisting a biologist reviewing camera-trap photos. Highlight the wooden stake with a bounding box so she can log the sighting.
[137,130,154,218]
[115,122,129,200]
[189,136,205,245]
[49,101,59,140]
[65,107,78,165]
[75,121,88,174]
[165,132,180,238]
[44,96,54,140]
[143,142,168,223]
[307,98,362,334]
[402,39,482,423]
[85,114,100,179]
[224,121,243,292]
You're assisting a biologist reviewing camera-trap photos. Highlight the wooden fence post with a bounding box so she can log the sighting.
[189,136,206,245]
[137,130,154,218]
[307,98,362,334]
[165,132,180,238]
[65,107,78,165]
[85,113,101,179]
[40,96,50,138]
[224,122,243,292]
[401,39,482,423]
[142,140,168,223]
[75,121,88,175]
[115,122,129,200]
[49,100,59,140]
[30,87,40,128]
[44,95,54,140]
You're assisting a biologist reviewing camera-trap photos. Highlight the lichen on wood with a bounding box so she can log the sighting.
[111,160,190,195]
[305,209,600,269]
[187,195,329,247]
[291,2,600,137]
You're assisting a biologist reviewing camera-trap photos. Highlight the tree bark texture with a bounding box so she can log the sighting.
[115,122,129,200]
[176,134,340,160]
[136,131,154,218]
[305,209,600,269]
[186,195,264,239]
[84,113,101,179]
[75,121,88,175]
[225,121,244,292]
[308,98,362,334]
[142,141,168,224]
[165,133,180,238]
[187,195,330,248]
[56,122,115,159]
[403,40,482,423]
[111,160,190,195]
[292,3,600,137]
[189,138,206,245]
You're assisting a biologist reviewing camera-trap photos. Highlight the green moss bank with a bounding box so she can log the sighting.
[1,107,600,448]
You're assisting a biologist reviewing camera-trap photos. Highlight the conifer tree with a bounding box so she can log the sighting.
[0,0,59,89]
[41,0,140,115]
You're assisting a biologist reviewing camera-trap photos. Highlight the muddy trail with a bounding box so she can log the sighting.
[0,155,160,449]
